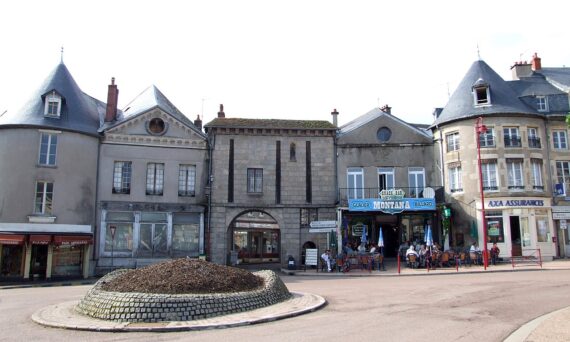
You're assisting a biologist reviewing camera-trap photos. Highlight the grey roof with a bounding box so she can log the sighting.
[509,74,565,97]
[537,67,570,92]
[205,118,336,130]
[432,60,539,127]
[338,107,431,138]
[0,63,102,136]
[118,85,204,137]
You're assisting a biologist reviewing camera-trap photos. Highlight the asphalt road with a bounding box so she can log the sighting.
[1,269,569,342]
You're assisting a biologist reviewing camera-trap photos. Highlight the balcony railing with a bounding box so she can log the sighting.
[528,137,541,148]
[338,186,444,206]
[504,136,522,147]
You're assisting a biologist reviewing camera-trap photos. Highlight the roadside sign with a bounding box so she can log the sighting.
[561,220,567,230]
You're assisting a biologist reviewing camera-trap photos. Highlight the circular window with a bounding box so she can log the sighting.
[377,127,392,142]
[147,118,167,135]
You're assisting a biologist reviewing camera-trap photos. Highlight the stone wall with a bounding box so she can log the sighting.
[76,269,291,322]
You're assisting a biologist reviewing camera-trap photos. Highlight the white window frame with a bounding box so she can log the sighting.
[449,165,462,193]
[556,161,570,196]
[44,92,62,117]
[247,168,263,193]
[473,86,491,106]
[34,181,53,215]
[113,161,132,194]
[507,160,524,190]
[531,160,544,191]
[146,163,165,195]
[527,128,541,148]
[536,96,548,112]
[503,127,521,147]
[377,167,395,192]
[553,130,568,150]
[38,132,58,166]
[481,162,499,191]
[408,167,425,198]
[178,164,196,196]
[347,167,364,199]
[446,132,460,152]
[479,127,495,148]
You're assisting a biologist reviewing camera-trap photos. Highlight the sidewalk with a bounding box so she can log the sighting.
[0,277,98,290]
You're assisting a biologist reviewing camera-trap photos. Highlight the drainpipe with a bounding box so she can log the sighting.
[205,132,215,259]
[92,134,102,274]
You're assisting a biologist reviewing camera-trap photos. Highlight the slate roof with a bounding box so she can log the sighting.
[509,74,565,97]
[338,107,431,138]
[204,118,336,130]
[114,85,205,137]
[0,63,103,136]
[537,67,570,92]
[432,60,539,127]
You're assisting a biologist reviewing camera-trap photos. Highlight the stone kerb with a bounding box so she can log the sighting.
[76,269,291,323]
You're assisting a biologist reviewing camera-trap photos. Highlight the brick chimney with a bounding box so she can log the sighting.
[380,104,391,114]
[194,115,202,131]
[531,52,542,71]
[511,61,532,80]
[217,104,225,118]
[331,108,338,126]
[105,77,119,122]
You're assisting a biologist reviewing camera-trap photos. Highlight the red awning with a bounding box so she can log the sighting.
[53,235,93,246]
[29,235,52,245]
[0,234,25,245]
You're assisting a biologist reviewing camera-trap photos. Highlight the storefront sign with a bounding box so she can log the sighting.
[352,223,366,236]
[487,199,544,208]
[348,198,436,214]
[553,212,570,220]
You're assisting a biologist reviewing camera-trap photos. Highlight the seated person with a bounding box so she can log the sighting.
[357,243,366,254]
[490,243,500,265]
[470,242,482,264]
[418,244,427,267]
[343,243,355,255]
[321,249,334,272]
[406,245,419,267]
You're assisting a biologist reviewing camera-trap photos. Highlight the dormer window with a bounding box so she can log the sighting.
[472,78,491,106]
[44,91,62,117]
[537,96,548,112]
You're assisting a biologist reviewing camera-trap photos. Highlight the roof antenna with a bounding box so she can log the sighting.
[477,43,481,60]
[60,46,64,63]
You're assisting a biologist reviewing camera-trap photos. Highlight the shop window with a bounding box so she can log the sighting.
[51,245,82,277]
[536,217,549,242]
[485,211,504,243]
[104,212,134,252]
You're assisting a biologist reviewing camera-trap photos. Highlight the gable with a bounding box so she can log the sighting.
[337,113,431,146]
[103,108,206,149]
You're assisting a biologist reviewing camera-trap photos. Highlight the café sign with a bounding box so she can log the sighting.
[348,189,435,214]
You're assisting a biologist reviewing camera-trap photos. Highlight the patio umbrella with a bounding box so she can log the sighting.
[361,226,368,244]
[377,227,384,247]
[425,224,433,247]
[470,220,478,239]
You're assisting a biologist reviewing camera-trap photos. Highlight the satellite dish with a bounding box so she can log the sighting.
[422,187,435,199]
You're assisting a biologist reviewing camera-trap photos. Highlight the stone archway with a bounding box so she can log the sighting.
[230,210,280,264]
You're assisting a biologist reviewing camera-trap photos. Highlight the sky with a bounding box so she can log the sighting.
[2,0,570,127]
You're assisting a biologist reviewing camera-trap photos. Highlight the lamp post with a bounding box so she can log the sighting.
[110,225,116,271]
[475,117,489,270]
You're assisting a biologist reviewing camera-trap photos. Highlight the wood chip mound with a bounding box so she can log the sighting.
[101,258,265,294]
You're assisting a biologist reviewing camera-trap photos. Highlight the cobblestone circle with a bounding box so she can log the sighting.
[76,269,291,323]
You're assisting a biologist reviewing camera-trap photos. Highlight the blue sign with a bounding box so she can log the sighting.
[348,198,436,214]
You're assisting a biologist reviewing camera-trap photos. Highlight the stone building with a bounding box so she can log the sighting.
[336,106,444,257]
[204,108,337,267]
[431,54,570,260]
[0,62,100,280]
[95,84,208,273]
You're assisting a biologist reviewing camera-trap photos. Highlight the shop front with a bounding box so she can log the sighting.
[551,206,570,258]
[230,211,280,265]
[477,198,555,260]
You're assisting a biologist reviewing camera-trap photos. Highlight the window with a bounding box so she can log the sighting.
[481,160,498,191]
[104,212,134,252]
[536,96,548,112]
[479,127,495,147]
[172,213,200,257]
[553,130,568,149]
[34,181,53,215]
[448,164,462,193]
[485,211,504,243]
[503,127,521,147]
[113,161,132,194]
[531,159,544,190]
[378,167,395,192]
[536,217,549,242]
[556,161,570,196]
[347,168,364,199]
[377,127,392,142]
[473,83,491,105]
[290,143,296,161]
[44,92,62,117]
[146,163,164,195]
[178,164,196,196]
[408,167,425,198]
[506,159,524,190]
[38,133,57,166]
[247,168,263,193]
[446,132,460,152]
[300,208,318,227]
[527,128,541,148]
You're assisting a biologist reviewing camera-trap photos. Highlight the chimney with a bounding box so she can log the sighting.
[105,77,119,122]
[194,115,203,131]
[380,104,391,114]
[217,104,225,118]
[511,60,532,80]
[331,108,339,126]
[531,52,542,71]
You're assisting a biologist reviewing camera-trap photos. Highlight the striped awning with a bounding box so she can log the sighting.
[0,234,25,245]
[29,235,52,245]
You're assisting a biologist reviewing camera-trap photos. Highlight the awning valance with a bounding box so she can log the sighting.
[30,235,52,245]
[53,235,93,246]
[0,234,25,245]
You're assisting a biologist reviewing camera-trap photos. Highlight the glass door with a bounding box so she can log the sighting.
[139,223,168,257]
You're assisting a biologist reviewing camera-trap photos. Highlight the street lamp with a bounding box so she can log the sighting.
[475,117,489,270]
